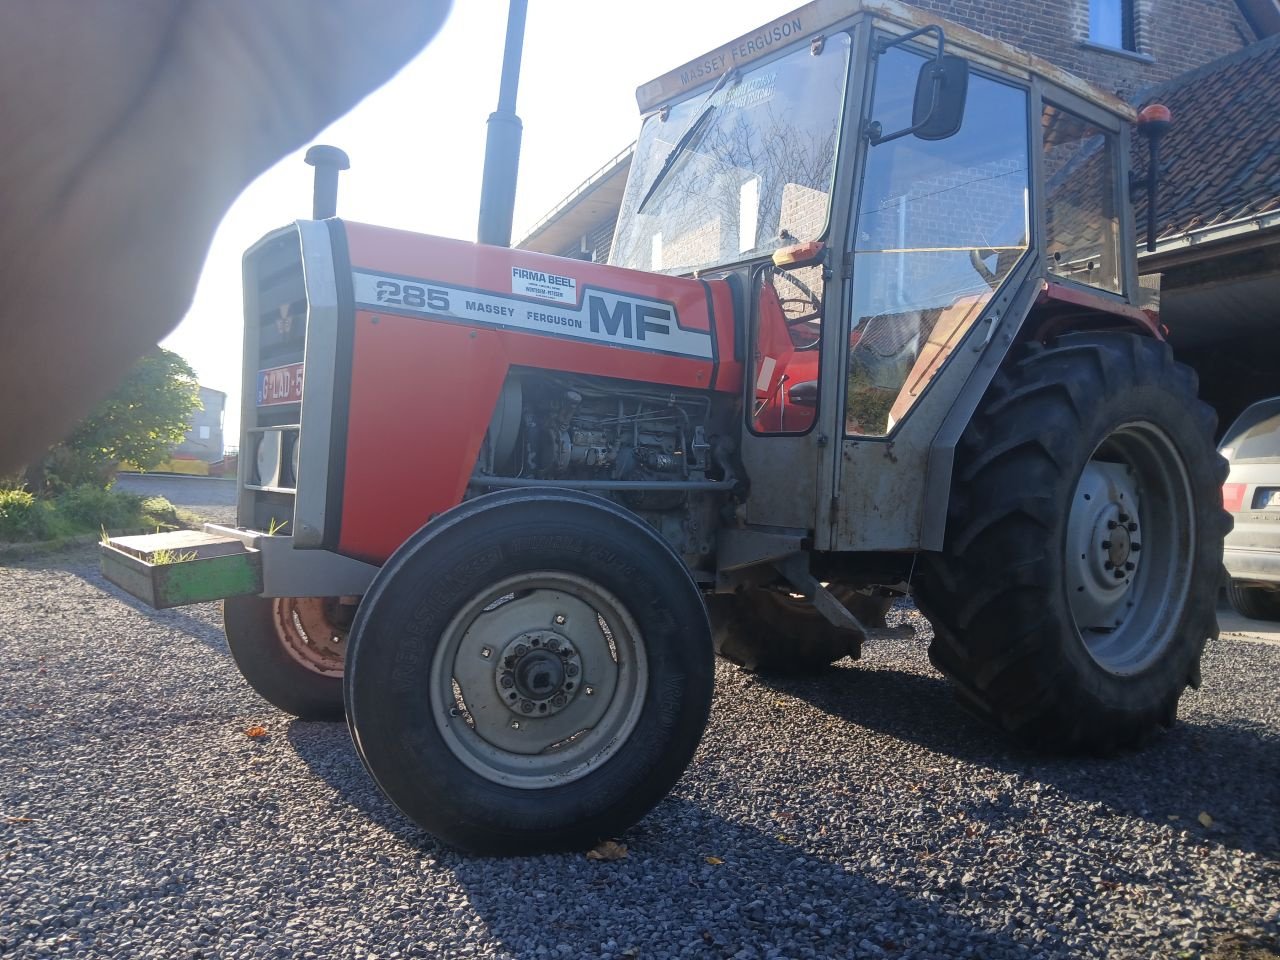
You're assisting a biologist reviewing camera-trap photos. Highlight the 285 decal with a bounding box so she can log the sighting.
[374,279,449,312]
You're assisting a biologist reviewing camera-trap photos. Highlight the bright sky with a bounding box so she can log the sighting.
[162,0,801,443]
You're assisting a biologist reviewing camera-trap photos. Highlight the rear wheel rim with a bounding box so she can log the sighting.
[272,598,348,677]
[1065,421,1194,675]
[431,572,648,789]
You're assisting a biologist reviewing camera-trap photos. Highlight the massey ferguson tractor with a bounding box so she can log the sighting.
[102,0,1228,855]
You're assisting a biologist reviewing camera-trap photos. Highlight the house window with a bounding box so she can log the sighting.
[199,425,211,440]
[1090,0,1136,51]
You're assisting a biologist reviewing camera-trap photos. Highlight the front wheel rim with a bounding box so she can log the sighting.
[273,597,348,677]
[430,572,648,789]
[1065,421,1195,675]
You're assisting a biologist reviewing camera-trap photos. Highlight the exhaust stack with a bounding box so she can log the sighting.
[477,0,529,247]
[304,145,350,220]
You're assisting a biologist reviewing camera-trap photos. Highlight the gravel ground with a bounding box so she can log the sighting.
[1,542,1277,959]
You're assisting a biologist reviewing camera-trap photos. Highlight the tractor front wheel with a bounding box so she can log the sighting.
[222,595,349,720]
[343,488,714,855]
[914,333,1229,752]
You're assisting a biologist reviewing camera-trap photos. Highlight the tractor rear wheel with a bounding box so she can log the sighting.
[222,595,348,720]
[343,488,714,855]
[914,333,1229,752]
[708,585,890,672]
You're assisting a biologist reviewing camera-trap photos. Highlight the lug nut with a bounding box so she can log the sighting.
[546,638,560,652]
[1118,513,1130,523]
[1125,561,1135,571]
[1102,541,1112,550]
[1126,521,1138,532]
[520,700,534,714]
[1107,520,1118,529]
[551,693,567,707]
[500,673,515,689]
[515,644,528,657]
[1114,570,1126,580]
[1104,561,1114,570]
[566,663,579,677]
[1132,542,1141,552]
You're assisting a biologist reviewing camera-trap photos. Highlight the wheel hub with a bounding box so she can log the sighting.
[493,630,582,717]
[1067,462,1143,630]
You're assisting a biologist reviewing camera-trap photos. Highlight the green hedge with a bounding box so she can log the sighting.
[0,486,181,542]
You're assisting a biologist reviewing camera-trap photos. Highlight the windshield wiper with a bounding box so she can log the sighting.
[635,69,737,215]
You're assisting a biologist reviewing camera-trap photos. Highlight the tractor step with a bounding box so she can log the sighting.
[100,529,262,609]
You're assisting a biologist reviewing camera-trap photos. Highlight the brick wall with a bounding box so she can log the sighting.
[906,0,1256,99]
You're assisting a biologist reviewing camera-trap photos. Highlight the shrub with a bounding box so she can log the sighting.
[140,496,180,529]
[0,487,40,540]
[59,485,143,530]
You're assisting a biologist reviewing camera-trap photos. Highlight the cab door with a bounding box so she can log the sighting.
[827,38,1033,551]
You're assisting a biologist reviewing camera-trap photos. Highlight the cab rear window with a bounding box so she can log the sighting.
[1221,399,1280,461]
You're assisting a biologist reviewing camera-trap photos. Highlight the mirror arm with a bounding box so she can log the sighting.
[874,24,945,59]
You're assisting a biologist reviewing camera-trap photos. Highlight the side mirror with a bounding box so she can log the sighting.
[866,26,970,146]
[912,55,969,141]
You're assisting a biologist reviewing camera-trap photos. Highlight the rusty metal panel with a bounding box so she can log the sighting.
[740,433,822,530]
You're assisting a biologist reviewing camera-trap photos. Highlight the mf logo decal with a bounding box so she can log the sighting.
[352,271,711,359]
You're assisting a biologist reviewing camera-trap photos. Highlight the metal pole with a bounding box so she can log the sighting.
[477,0,528,247]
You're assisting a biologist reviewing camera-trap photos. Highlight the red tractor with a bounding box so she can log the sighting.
[103,0,1227,855]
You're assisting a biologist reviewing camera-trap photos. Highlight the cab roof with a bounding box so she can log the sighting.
[635,0,1137,122]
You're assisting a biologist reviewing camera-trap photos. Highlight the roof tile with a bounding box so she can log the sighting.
[1134,33,1280,239]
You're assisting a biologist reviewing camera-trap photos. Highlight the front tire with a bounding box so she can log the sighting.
[222,595,348,720]
[914,333,1230,752]
[344,488,714,855]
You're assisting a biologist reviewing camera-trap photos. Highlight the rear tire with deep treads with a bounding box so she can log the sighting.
[913,333,1230,752]
[344,488,714,855]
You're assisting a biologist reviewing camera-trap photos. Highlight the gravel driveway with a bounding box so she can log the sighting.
[1,543,1277,959]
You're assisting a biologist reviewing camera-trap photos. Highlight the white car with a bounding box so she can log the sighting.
[1220,397,1280,620]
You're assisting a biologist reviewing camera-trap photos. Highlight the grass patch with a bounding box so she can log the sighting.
[0,484,188,543]
[149,548,199,565]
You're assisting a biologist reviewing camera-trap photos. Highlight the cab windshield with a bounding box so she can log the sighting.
[611,34,851,275]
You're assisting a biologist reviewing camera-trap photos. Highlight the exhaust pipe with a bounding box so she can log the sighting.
[304,145,350,220]
[477,0,528,247]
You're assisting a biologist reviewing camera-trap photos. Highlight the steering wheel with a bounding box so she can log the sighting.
[772,270,824,350]
[969,247,1000,290]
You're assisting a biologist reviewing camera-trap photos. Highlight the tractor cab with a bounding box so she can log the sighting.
[613,0,1152,550]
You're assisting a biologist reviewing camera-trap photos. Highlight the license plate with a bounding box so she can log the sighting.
[258,362,303,406]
